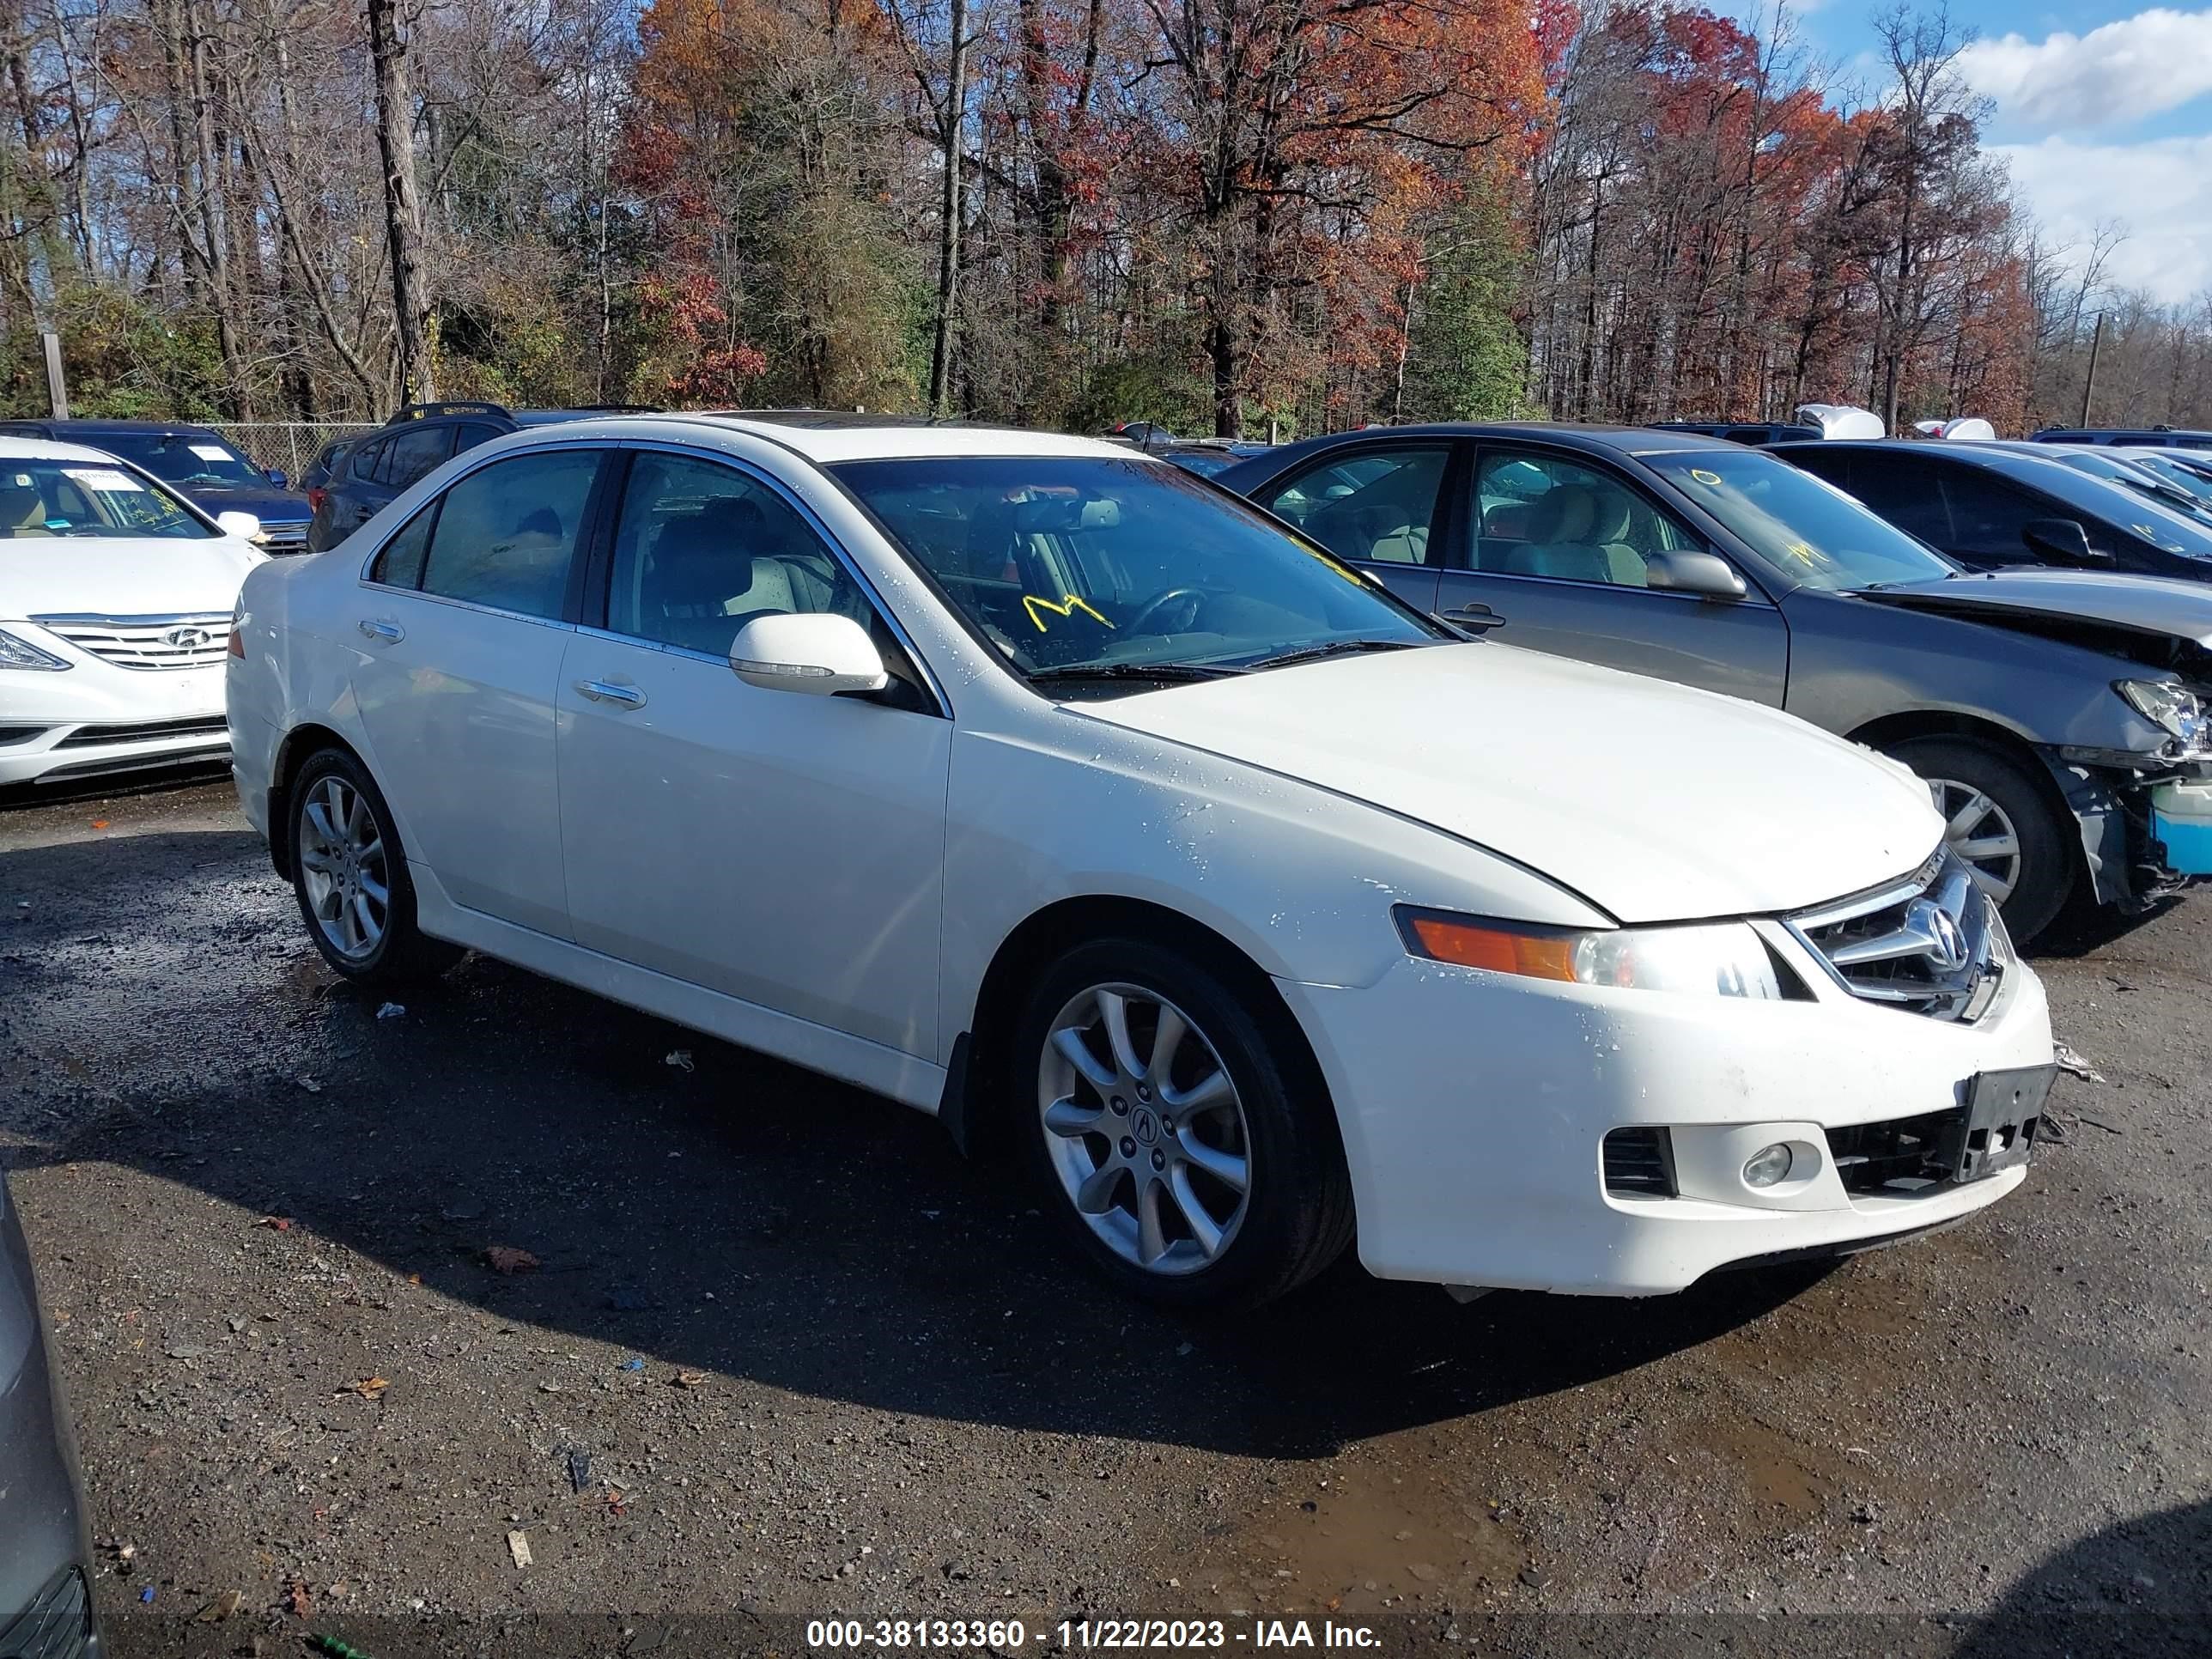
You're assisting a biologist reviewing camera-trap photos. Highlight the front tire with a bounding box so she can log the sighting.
[1885,736,2073,945]
[289,748,463,986]
[1013,937,1353,1308]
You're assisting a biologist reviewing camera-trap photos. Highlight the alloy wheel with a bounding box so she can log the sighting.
[297,775,390,960]
[1036,981,1252,1276]
[1928,777,2023,904]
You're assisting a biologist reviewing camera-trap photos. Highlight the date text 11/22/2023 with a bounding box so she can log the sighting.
[805,1620,1384,1650]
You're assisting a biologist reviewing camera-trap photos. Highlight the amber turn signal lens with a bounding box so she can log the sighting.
[227,623,244,658]
[1403,915,1578,981]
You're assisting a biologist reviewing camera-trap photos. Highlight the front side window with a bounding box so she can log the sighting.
[1262,446,1449,564]
[1653,449,1959,590]
[1466,451,1700,585]
[832,454,1439,688]
[605,453,867,655]
[100,432,266,489]
[416,449,601,618]
[0,459,216,540]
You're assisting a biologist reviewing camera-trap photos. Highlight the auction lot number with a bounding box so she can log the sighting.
[809,1621,1030,1650]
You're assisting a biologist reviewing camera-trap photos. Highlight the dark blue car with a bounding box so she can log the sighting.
[0,419,314,554]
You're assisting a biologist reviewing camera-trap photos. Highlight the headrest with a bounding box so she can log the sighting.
[1527,483,1597,544]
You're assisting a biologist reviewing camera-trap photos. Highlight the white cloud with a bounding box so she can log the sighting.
[1961,8,2212,131]
[1996,134,2212,304]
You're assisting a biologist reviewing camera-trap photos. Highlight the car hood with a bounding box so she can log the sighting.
[1,536,264,619]
[1077,642,1943,923]
[179,482,313,524]
[1865,569,2212,648]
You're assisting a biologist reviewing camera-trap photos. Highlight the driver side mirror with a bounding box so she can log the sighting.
[215,509,262,542]
[266,468,289,489]
[729,612,889,697]
[1644,549,1747,599]
[2021,518,2111,567]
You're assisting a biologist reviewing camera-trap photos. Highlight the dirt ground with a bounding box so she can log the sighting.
[2,775,2207,1659]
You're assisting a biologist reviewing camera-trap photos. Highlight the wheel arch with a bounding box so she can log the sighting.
[1846,709,2087,895]
[945,895,1336,1170]
[265,722,365,877]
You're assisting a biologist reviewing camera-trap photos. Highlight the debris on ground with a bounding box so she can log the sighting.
[568,1449,592,1493]
[195,1589,243,1621]
[672,1370,708,1389]
[137,1587,155,1604]
[308,1636,375,1659]
[483,1245,540,1274]
[664,1048,694,1072]
[375,1002,406,1021]
[2054,1041,2106,1084]
[619,1358,645,1372]
[287,1580,314,1618]
[257,1216,294,1231]
[507,1530,534,1570]
[298,1076,323,1093]
[343,1376,389,1400]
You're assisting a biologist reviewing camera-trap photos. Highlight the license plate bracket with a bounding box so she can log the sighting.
[1950,1064,2056,1182]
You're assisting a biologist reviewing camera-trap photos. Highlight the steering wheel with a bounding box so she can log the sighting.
[1125,585,1207,635]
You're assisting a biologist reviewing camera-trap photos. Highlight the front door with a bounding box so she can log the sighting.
[345,444,607,936]
[1433,446,1790,704]
[555,447,951,1058]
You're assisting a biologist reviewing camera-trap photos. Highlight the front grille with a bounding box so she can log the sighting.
[29,611,232,670]
[0,724,46,746]
[56,715,228,749]
[1826,1109,1962,1194]
[1602,1127,1676,1198]
[258,521,310,555]
[0,1565,94,1659]
[1788,850,2001,1022]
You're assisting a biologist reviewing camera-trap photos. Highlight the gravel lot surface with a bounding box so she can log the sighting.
[1,776,2206,1659]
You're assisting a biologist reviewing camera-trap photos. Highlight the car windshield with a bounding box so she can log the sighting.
[0,459,216,539]
[100,432,266,488]
[1647,448,1960,589]
[2008,459,2212,560]
[2040,449,2212,520]
[832,454,1441,689]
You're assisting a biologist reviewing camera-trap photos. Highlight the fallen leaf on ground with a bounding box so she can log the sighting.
[483,1246,540,1274]
[195,1589,243,1621]
[406,1273,422,1285]
[258,1217,293,1231]
[287,1580,313,1618]
[91,819,110,830]
[671,1369,708,1389]
[343,1376,388,1400]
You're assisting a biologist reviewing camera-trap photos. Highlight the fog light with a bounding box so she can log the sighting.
[1742,1143,1794,1188]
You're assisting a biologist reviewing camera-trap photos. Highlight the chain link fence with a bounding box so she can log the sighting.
[204,421,379,480]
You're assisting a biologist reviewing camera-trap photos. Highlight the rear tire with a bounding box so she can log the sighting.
[1013,935,1353,1309]
[1885,737,2072,945]
[289,747,464,986]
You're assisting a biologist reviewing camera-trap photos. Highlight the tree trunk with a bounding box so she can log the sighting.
[927,0,967,416]
[368,0,434,407]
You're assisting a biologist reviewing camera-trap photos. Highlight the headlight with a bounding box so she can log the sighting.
[0,627,70,671]
[2116,679,2210,753]
[1394,906,1784,999]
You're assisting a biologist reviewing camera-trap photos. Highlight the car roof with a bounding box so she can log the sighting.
[1249,422,1739,470]
[513,411,1142,465]
[0,417,222,436]
[0,434,165,465]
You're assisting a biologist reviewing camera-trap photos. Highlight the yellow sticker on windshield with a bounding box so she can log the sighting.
[1022,593,1115,633]
[1691,468,1723,486]
[1783,539,1820,564]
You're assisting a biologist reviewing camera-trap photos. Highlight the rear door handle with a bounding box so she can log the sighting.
[357,618,404,643]
[1439,605,1506,630]
[575,678,647,708]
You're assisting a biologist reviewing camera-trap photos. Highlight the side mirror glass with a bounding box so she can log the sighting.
[266,468,289,489]
[1644,549,1747,599]
[2021,518,2109,567]
[729,612,889,697]
[215,509,262,542]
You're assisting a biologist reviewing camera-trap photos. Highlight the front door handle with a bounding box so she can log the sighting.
[1439,605,1506,631]
[575,678,647,708]
[357,618,404,643]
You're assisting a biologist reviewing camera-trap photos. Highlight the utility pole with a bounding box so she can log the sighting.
[2078,310,2104,428]
[40,331,69,417]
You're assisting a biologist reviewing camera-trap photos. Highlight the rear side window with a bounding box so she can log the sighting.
[350,438,389,483]
[416,449,602,618]
[384,424,456,490]
[454,422,502,455]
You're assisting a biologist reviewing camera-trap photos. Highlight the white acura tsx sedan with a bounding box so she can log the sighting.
[227,413,2057,1307]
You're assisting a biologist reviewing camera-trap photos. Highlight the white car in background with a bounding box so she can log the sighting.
[2,436,264,787]
[228,414,2056,1307]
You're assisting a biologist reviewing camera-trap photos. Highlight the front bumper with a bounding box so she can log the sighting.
[1278,928,2052,1296]
[0,647,228,787]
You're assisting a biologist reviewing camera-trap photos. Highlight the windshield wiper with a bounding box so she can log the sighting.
[1026,661,1248,686]
[1242,638,1421,672]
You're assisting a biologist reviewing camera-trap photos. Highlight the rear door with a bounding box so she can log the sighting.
[345,444,610,937]
[1431,444,1789,703]
[1246,440,1456,615]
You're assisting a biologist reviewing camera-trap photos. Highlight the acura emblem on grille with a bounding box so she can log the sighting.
[163,626,214,649]
[1905,896,1969,972]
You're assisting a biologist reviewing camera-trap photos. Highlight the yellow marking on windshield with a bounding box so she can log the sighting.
[1022,593,1115,632]
[1691,468,1723,486]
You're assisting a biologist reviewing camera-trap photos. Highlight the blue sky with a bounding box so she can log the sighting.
[1727,2,2212,303]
